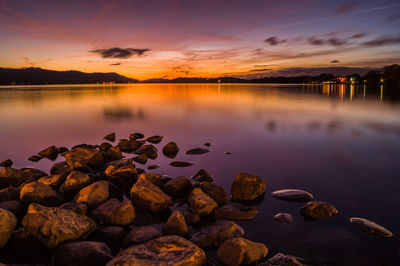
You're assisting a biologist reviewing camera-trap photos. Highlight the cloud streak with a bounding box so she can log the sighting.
[91,47,151,59]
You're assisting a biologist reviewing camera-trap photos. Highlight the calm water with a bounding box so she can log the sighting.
[1,83,400,265]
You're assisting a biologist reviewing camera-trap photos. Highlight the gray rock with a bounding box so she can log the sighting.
[190,220,244,247]
[122,226,161,248]
[301,201,338,219]
[272,189,313,202]
[350,217,393,238]
[0,208,17,248]
[163,210,188,237]
[231,173,266,201]
[218,237,268,266]
[188,187,218,216]
[273,213,293,224]
[215,202,258,220]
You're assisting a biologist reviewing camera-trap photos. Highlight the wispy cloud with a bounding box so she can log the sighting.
[334,3,358,14]
[250,68,271,72]
[91,47,151,59]
[264,36,286,46]
[361,36,400,47]
[330,60,340,63]
[109,62,121,66]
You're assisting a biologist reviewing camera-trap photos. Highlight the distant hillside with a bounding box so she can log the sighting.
[0,67,137,85]
[141,77,248,83]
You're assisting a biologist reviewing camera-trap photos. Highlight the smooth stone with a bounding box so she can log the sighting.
[22,203,96,249]
[59,170,92,194]
[200,181,229,206]
[134,144,158,159]
[272,189,314,202]
[162,142,179,158]
[53,241,113,266]
[186,148,210,155]
[133,154,148,164]
[103,146,123,162]
[20,181,63,206]
[104,133,116,142]
[192,169,214,182]
[138,172,163,187]
[301,201,338,219]
[122,226,161,248]
[218,237,268,266]
[215,202,258,220]
[231,173,266,201]
[0,159,13,167]
[129,132,144,140]
[88,226,127,254]
[38,145,58,159]
[38,173,66,189]
[76,181,109,208]
[350,217,393,238]
[182,209,201,225]
[91,198,135,226]
[0,187,20,202]
[170,161,194,167]
[188,187,218,216]
[146,135,163,144]
[99,142,113,151]
[107,235,206,266]
[164,176,192,196]
[163,210,188,237]
[190,220,244,247]
[64,147,104,170]
[50,161,71,175]
[0,201,22,218]
[0,208,17,248]
[148,164,160,170]
[28,155,42,162]
[130,177,172,212]
[59,202,88,215]
[265,253,304,266]
[273,213,293,224]
[117,139,141,152]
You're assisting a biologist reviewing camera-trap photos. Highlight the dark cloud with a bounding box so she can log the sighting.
[254,64,269,67]
[264,36,286,46]
[308,37,325,46]
[91,47,150,59]
[334,3,357,14]
[350,32,368,39]
[361,36,400,47]
[267,67,376,77]
[331,60,340,63]
[250,68,271,72]
[109,62,121,66]
[327,38,347,46]
[307,36,347,46]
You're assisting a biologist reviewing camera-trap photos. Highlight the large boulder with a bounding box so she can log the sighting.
[22,203,96,248]
[59,171,92,194]
[0,187,20,202]
[53,241,113,266]
[20,181,63,206]
[130,177,172,212]
[0,167,38,187]
[103,146,123,162]
[163,210,188,237]
[188,187,217,216]
[0,208,17,248]
[200,182,229,206]
[107,235,206,266]
[192,169,214,183]
[122,226,161,248]
[38,173,66,189]
[91,198,135,226]
[0,200,23,218]
[38,145,58,160]
[218,238,268,266]
[164,176,192,196]
[231,173,266,201]
[190,220,244,247]
[64,147,104,170]
[300,201,338,219]
[215,202,258,220]
[76,181,109,208]
[138,172,163,187]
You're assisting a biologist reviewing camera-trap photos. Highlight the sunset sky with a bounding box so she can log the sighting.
[1,0,400,80]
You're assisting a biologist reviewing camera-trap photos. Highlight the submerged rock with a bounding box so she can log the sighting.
[76,181,109,208]
[272,189,313,202]
[188,187,218,216]
[134,144,158,159]
[0,208,17,248]
[20,181,63,206]
[107,235,206,266]
[218,237,268,266]
[28,155,42,162]
[170,161,194,167]
[162,142,179,158]
[163,210,188,237]
[273,213,293,224]
[148,164,160,170]
[192,169,214,183]
[301,201,338,219]
[59,171,92,194]
[122,226,161,248]
[190,220,244,247]
[164,176,192,196]
[350,217,393,238]
[215,202,258,220]
[0,159,13,167]
[204,143,211,147]
[64,147,104,170]
[200,181,229,206]
[38,173,66,189]
[91,198,135,226]
[231,173,266,201]
[130,177,172,212]
[104,133,116,142]
[186,148,210,155]
[38,145,58,160]
[146,135,163,144]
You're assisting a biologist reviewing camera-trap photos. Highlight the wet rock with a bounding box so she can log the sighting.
[60,202,88,215]
[21,167,48,179]
[265,253,303,266]
[163,210,188,237]
[204,142,211,147]
[0,200,22,218]
[129,132,144,140]
[218,237,268,266]
[231,173,266,201]
[20,181,63,206]
[301,201,338,219]
[103,146,123,162]
[192,169,214,182]
[148,164,160,170]
[188,187,218,216]
[190,220,244,247]
[170,161,194,167]
[0,167,39,187]
[133,154,148,164]
[58,147,69,154]
[215,202,258,220]
[22,203,96,249]
[53,241,113,266]
[72,144,99,150]
[186,148,210,155]
[50,161,71,175]
[59,170,92,194]
[130,177,172,212]
[106,158,135,169]
[107,235,206,266]
[122,226,161,248]
[99,142,113,151]
[104,133,116,142]
[134,144,158,159]
[0,208,17,248]
[107,165,138,190]
[146,135,163,144]
[162,142,179,158]
[350,217,393,238]
[91,198,135,226]
[64,147,104,170]
[182,209,201,225]
[273,213,293,224]
[272,189,313,202]
[28,155,42,162]
[88,226,127,254]
[117,139,137,152]
[200,182,229,206]
[38,145,58,160]
[76,181,109,208]
[139,172,163,187]
[0,159,13,167]
[38,173,66,189]
[225,152,231,155]
[0,187,20,202]
[164,176,192,196]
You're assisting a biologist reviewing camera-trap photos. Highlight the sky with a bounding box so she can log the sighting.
[0,0,399,80]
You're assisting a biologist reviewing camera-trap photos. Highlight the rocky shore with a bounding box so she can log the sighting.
[0,133,393,265]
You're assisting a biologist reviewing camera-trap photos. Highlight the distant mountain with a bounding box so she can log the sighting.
[0,67,137,85]
[141,77,248,83]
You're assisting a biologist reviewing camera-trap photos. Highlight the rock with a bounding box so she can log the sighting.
[265,253,303,266]
[28,155,42,162]
[22,203,96,249]
[0,187,20,202]
[350,217,393,238]
[0,167,39,187]
[148,164,160,170]
[72,143,99,150]
[134,144,158,159]
[122,226,161,248]
[225,152,232,155]
[192,169,214,182]
[272,189,313,202]
[273,213,293,224]
[64,147,104,170]
[138,172,163,187]
[38,173,66,189]
[22,167,48,179]
[218,237,268,266]
[164,176,192,196]
[133,154,148,164]
[20,181,63,206]
[99,142,113,151]
[188,187,218,216]
[163,210,188,237]
[53,241,113,266]
[182,209,201,225]
[59,170,92,194]
[91,198,135,226]
[104,133,116,142]
[301,201,338,219]
[117,139,137,152]
[200,182,229,206]
[103,146,123,162]
[88,226,127,253]
[50,161,71,175]
[106,158,135,169]
[0,208,17,248]
[38,145,58,160]
[190,220,244,247]
[146,135,163,144]
[0,200,22,218]
[76,181,109,208]
[162,142,179,158]
[170,161,194,167]
[129,132,144,140]
[58,147,69,154]
[107,235,206,266]
[186,148,210,155]
[107,165,138,190]
[231,173,266,201]
[215,202,258,220]
[130,177,172,212]
[60,202,88,215]
[204,143,211,147]
[0,159,13,167]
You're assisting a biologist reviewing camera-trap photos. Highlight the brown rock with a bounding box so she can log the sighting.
[104,133,116,142]
[138,172,163,187]
[215,202,258,220]
[122,226,161,248]
[218,237,268,266]
[231,173,266,201]
[129,132,144,140]
[301,201,338,219]
[99,142,113,151]
[20,181,63,206]
[164,176,192,196]
[134,144,158,159]
[170,161,194,167]
[200,182,229,206]
[163,210,188,237]
[38,173,66,189]
[130,177,172,212]
[50,161,71,175]
[190,220,244,247]
[0,200,23,218]
[91,198,135,226]
[59,202,88,215]
[182,209,201,225]
[146,135,163,144]
[64,147,104,170]
[0,159,13,167]
[28,155,42,162]
[188,187,217,216]
[186,148,210,155]
[103,146,123,162]
[192,169,214,182]
[88,226,127,253]
[0,208,17,248]
[0,187,20,202]
[59,171,92,194]
[162,142,179,158]
[76,181,109,208]
[133,154,148,164]
[38,145,58,159]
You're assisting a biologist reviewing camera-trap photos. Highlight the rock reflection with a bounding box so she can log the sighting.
[102,106,145,121]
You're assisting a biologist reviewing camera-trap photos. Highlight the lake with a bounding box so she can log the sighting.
[1,83,400,265]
